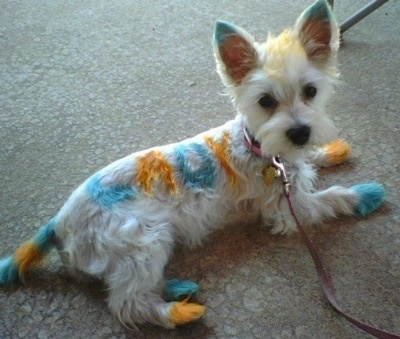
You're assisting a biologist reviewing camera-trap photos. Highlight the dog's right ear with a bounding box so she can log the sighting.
[214,21,257,86]
[294,0,339,66]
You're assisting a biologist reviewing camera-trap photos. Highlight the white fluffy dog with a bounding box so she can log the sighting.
[0,0,385,329]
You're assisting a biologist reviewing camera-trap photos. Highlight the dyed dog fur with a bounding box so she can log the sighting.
[0,0,385,329]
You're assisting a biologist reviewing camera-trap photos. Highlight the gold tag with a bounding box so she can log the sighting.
[262,166,277,186]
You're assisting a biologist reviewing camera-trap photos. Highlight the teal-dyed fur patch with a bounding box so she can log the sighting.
[0,256,19,286]
[0,217,58,286]
[214,20,239,46]
[87,173,138,208]
[87,144,217,208]
[350,183,385,217]
[174,143,216,191]
[34,217,57,253]
[303,0,332,21]
[164,278,199,301]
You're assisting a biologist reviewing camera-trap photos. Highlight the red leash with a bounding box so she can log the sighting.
[272,156,400,339]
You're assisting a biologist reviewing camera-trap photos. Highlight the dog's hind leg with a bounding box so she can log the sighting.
[109,288,205,329]
[104,222,205,328]
[106,264,205,328]
[310,139,351,167]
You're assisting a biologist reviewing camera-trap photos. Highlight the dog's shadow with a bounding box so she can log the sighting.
[166,221,321,280]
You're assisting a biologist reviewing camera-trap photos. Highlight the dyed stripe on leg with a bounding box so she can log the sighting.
[164,278,199,301]
[313,139,350,167]
[350,183,385,217]
[169,299,206,326]
[322,139,350,165]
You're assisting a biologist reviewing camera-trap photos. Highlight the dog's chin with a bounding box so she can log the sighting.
[260,141,310,163]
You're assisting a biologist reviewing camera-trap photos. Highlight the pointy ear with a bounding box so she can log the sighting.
[294,0,339,65]
[213,21,258,86]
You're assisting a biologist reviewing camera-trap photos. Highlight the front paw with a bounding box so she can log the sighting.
[350,183,386,217]
[312,139,350,167]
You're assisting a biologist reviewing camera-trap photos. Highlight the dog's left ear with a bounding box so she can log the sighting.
[294,0,339,66]
[214,21,258,86]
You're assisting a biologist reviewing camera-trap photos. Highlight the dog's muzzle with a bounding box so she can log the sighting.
[286,125,311,146]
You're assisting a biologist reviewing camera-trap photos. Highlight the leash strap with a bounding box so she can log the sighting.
[283,184,399,338]
[243,131,399,337]
[285,193,399,338]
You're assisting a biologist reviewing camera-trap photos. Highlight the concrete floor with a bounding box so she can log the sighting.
[0,1,399,338]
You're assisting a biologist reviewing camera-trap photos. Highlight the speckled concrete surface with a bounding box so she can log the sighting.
[0,1,399,338]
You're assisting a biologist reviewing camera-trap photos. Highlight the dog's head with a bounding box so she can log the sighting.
[214,0,340,161]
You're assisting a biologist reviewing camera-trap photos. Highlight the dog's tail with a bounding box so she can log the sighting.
[0,217,58,285]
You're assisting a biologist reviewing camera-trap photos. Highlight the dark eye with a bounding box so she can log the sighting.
[304,85,317,99]
[258,94,278,110]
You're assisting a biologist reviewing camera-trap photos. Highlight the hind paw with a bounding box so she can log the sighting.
[350,182,386,217]
[168,299,205,326]
[164,278,199,301]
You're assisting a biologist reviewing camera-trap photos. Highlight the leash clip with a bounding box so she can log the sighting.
[272,155,291,196]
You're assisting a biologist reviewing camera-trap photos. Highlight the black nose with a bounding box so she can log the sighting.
[286,125,311,146]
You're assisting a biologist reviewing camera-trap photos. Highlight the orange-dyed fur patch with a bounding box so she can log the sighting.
[265,30,305,70]
[204,132,237,185]
[135,149,178,195]
[14,241,42,277]
[323,139,350,165]
[169,299,206,326]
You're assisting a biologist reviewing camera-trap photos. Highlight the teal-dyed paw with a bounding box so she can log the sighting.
[350,183,385,217]
[164,279,199,301]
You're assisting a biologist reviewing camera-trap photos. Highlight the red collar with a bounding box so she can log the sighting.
[243,126,270,158]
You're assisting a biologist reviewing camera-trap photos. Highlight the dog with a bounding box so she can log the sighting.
[0,0,385,329]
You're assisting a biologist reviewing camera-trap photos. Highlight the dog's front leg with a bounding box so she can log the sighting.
[283,183,385,231]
